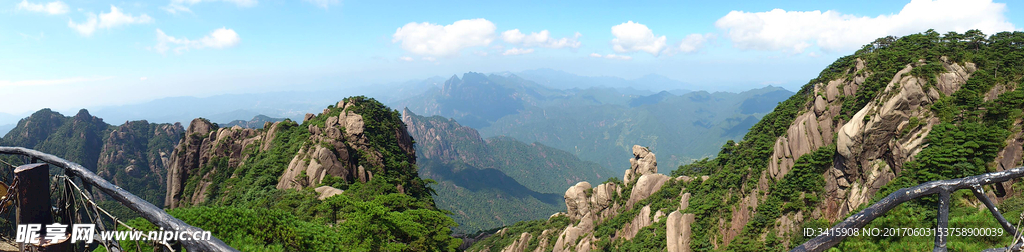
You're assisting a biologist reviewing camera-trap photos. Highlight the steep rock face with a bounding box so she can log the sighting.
[476,146,698,252]
[96,121,184,205]
[166,99,417,208]
[616,205,665,240]
[276,100,396,189]
[826,57,976,221]
[625,145,657,182]
[401,108,490,163]
[164,119,263,208]
[719,57,980,246]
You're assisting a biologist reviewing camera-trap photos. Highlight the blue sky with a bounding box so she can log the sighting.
[0,0,1020,114]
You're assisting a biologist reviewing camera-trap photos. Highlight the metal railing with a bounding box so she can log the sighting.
[792,167,1024,252]
[0,146,237,252]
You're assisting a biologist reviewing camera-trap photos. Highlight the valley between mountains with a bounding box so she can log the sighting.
[1,30,1022,252]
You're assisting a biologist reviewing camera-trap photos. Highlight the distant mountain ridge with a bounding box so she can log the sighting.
[0,108,183,207]
[403,109,615,233]
[397,71,792,170]
[219,115,286,129]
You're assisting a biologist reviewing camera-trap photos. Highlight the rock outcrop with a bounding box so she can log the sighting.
[625,145,657,182]
[826,57,975,221]
[481,146,697,252]
[166,99,417,208]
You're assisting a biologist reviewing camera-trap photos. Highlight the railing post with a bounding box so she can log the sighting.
[934,190,950,252]
[15,163,68,251]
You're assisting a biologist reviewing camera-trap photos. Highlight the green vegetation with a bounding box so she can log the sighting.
[0,109,182,217]
[479,87,793,171]
[466,214,572,252]
[670,30,1024,251]
[164,96,461,251]
[405,111,615,233]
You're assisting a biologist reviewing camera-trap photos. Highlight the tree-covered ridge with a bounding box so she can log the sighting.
[403,110,614,233]
[680,30,1024,251]
[156,96,461,251]
[468,30,1024,252]
[0,109,183,215]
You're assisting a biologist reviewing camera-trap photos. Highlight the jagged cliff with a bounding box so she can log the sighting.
[0,109,183,207]
[402,109,614,233]
[164,97,417,208]
[469,30,1024,251]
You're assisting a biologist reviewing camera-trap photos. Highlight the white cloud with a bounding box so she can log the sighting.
[715,0,1016,53]
[399,56,414,61]
[611,21,667,56]
[304,0,340,9]
[392,18,496,57]
[590,53,631,60]
[68,5,153,36]
[501,29,582,48]
[422,57,436,62]
[164,0,257,14]
[140,77,148,81]
[17,0,69,15]
[154,27,240,54]
[502,47,534,56]
[678,33,714,53]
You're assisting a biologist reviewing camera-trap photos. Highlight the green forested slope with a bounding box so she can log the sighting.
[404,111,615,233]
[469,30,1024,252]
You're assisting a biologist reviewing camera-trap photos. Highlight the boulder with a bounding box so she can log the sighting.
[667,210,695,252]
[627,145,658,180]
[500,232,532,252]
[314,186,343,200]
[616,205,663,240]
[627,174,669,209]
[564,181,593,221]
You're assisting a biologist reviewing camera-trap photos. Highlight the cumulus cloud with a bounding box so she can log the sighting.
[154,27,240,54]
[68,5,153,36]
[398,56,414,61]
[17,0,69,15]
[392,18,496,57]
[678,33,714,53]
[611,21,667,56]
[590,53,631,60]
[501,29,581,48]
[304,0,340,9]
[715,0,1016,53]
[502,47,534,56]
[164,0,257,14]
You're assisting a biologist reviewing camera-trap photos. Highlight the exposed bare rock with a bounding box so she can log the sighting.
[553,213,594,252]
[723,189,759,246]
[314,186,343,200]
[627,174,670,209]
[575,235,595,252]
[532,230,552,252]
[262,121,282,151]
[564,181,593,221]
[667,210,695,252]
[500,232,532,252]
[678,192,691,211]
[824,60,975,220]
[616,205,662,240]
[625,145,657,182]
[303,113,315,123]
[166,118,216,208]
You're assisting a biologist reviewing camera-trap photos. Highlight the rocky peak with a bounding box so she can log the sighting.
[625,145,657,182]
